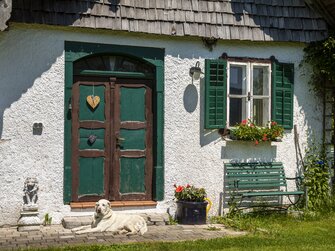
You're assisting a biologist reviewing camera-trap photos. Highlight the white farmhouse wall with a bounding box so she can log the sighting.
[0,25,322,226]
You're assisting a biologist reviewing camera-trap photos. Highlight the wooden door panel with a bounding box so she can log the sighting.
[120,157,146,194]
[120,87,146,122]
[71,81,111,202]
[78,85,106,121]
[78,157,105,196]
[79,128,105,150]
[112,80,153,201]
[119,128,146,150]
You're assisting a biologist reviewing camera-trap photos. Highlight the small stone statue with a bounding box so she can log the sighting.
[23,177,39,206]
[18,177,41,231]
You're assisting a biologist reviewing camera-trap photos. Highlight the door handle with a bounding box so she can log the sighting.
[116,136,125,147]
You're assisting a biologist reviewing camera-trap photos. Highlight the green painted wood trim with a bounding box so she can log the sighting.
[153,64,164,201]
[63,59,73,204]
[65,41,164,62]
[79,70,154,79]
[271,61,294,130]
[204,59,227,129]
[64,41,165,204]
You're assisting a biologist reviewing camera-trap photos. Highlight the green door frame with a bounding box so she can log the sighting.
[63,41,165,203]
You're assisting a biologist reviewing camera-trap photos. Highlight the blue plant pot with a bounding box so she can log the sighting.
[176,201,208,225]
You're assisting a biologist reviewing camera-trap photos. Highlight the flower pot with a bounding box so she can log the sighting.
[176,201,208,225]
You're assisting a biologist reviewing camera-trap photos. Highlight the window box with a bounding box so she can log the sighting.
[218,119,284,145]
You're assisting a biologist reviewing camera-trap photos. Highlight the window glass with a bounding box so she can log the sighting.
[229,98,247,126]
[74,55,154,74]
[229,65,246,95]
[253,98,270,126]
[253,66,269,96]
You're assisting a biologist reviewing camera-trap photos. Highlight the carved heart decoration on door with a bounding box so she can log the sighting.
[86,95,100,109]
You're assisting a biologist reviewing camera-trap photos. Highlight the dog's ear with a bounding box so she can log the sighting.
[107,201,111,208]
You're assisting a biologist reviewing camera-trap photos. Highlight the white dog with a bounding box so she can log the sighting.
[71,199,148,235]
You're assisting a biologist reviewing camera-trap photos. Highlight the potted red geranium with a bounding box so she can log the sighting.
[174,184,208,224]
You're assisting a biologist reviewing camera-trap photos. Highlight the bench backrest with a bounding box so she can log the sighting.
[225,162,287,192]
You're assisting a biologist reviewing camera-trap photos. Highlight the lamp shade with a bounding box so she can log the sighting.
[189,61,203,80]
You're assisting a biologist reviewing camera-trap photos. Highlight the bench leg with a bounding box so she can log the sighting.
[287,194,303,209]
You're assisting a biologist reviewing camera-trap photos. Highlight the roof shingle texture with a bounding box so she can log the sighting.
[10,0,328,42]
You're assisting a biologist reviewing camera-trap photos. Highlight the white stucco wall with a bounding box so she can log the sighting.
[0,24,322,226]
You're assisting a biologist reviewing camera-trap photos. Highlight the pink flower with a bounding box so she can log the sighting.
[271,121,277,126]
[255,140,259,145]
[241,119,247,125]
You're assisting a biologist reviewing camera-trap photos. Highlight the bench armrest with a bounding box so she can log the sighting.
[286,176,304,190]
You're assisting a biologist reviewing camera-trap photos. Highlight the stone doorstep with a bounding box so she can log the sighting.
[62,212,170,229]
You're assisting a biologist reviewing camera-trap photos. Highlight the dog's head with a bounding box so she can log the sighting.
[95,199,111,216]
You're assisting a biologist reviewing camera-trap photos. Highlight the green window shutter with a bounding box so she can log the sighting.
[271,61,294,130]
[205,59,227,129]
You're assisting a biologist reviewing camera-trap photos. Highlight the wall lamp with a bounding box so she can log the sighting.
[189,61,203,80]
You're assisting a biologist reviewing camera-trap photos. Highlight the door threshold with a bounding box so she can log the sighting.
[70,201,157,209]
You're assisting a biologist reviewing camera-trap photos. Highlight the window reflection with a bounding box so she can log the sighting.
[253,66,269,96]
[229,66,246,95]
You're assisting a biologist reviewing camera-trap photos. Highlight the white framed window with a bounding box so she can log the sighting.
[227,61,271,127]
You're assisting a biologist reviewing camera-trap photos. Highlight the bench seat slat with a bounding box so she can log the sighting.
[227,170,284,174]
[226,180,286,185]
[226,163,284,168]
[226,184,286,189]
[226,174,286,179]
[226,169,285,173]
[241,191,304,197]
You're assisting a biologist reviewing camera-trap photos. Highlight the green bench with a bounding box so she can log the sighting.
[224,162,304,210]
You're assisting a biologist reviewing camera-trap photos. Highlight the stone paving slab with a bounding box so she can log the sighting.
[0,224,245,250]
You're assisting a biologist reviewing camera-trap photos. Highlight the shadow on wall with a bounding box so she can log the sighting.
[183,84,198,113]
[0,30,63,138]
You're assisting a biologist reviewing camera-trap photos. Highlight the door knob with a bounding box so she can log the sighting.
[116,136,125,147]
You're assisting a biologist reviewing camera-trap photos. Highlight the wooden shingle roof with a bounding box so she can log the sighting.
[305,0,335,27]
[10,0,328,42]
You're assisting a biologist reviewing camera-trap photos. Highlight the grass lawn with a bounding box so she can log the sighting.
[38,212,335,251]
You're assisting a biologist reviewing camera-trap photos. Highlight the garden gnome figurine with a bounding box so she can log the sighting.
[18,177,41,231]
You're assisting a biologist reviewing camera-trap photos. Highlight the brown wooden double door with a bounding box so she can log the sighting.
[71,78,153,202]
